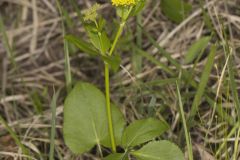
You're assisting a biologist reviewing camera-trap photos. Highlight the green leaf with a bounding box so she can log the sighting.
[84,21,111,54]
[161,0,192,23]
[185,36,211,64]
[87,30,102,52]
[98,17,106,31]
[131,141,185,160]
[87,29,111,54]
[63,82,125,154]
[64,35,98,56]
[101,103,126,147]
[62,7,74,28]
[49,90,60,160]
[30,91,43,114]
[135,47,174,75]
[104,153,128,160]
[121,118,169,148]
[100,31,111,53]
[101,54,121,72]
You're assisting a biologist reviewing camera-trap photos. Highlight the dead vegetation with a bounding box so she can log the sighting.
[1,0,240,159]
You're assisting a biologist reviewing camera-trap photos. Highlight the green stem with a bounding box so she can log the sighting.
[104,19,127,153]
[104,12,131,152]
[104,62,116,152]
[109,6,133,56]
[109,21,125,56]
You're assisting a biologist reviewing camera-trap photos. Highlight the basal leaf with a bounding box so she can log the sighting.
[104,153,128,160]
[101,103,126,147]
[161,0,192,23]
[121,118,169,148]
[131,141,185,160]
[63,82,125,154]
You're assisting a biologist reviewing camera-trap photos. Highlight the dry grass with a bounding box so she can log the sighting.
[1,0,240,159]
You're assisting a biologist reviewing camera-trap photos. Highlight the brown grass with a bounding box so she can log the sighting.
[1,0,240,159]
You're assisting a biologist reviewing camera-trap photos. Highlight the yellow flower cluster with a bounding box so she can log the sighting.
[112,0,136,6]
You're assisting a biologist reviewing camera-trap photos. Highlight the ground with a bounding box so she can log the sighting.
[0,0,240,159]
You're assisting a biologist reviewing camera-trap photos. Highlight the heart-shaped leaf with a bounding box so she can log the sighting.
[63,82,125,154]
[104,153,128,160]
[131,140,185,160]
[121,118,169,148]
[101,103,125,147]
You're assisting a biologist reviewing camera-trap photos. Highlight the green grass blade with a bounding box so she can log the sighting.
[134,47,174,75]
[132,12,143,73]
[233,125,240,159]
[56,0,72,93]
[188,45,217,122]
[216,122,239,156]
[140,26,180,68]
[176,82,193,160]
[0,15,29,156]
[64,39,72,93]
[222,21,240,158]
[143,78,178,87]
[62,8,74,29]
[206,97,234,125]
[0,15,16,69]
[49,89,60,160]
[69,0,84,24]
[140,27,234,126]
[227,51,240,118]
[0,116,29,155]
[184,36,211,64]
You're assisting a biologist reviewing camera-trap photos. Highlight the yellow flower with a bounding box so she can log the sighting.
[112,0,136,6]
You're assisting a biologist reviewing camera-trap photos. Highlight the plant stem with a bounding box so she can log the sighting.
[104,19,127,153]
[104,15,130,152]
[109,21,125,56]
[104,62,116,152]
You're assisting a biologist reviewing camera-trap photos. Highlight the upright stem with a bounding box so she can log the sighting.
[109,7,133,56]
[104,18,128,153]
[104,62,116,152]
[109,21,125,56]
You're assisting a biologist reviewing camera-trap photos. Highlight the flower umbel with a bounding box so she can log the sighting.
[112,0,136,6]
[83,3,101,21]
